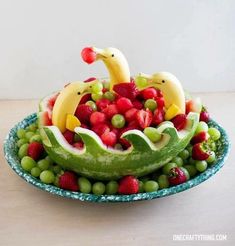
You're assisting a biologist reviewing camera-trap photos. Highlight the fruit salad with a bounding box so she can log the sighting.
[15,46,222,195]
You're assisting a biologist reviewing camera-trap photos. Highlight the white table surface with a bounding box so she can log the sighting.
[0,92,234,246]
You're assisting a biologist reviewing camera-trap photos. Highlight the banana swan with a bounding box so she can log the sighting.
[137,72,186,115]
[52,80,98,132]
[84,47,131,89]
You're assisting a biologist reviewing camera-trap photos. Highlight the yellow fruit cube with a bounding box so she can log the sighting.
[66,114,81,132]
[164,104,181,121]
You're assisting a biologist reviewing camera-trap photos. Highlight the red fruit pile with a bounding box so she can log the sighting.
[48,80,208,150]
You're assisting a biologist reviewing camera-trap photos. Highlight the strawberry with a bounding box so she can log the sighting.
[79,94,91,104]
[80,123,89,129]
[90,112,106,126]
[102,104,119,119]
[128,120,140,129]
[116,97,133,113]
[101,131,117,147]
[81,47,96,64]
[119,138,131,149]
[118,175,139,194]
[73,142,84,150]
[171,114,187,131]
[113,82,139,100]
[142,87,157,100]
[156,89,163,98]
[132,100,143,110]
[118,126,136,149]
[136,109,153,129]
[96,98,111,111]
[27,142,44,160]
[155,97,165,109]
[168,167,187,185]
[152,108,164,125]
[200,109,210,123]
[75,104,93,124]
[191,131,209,145]
[63,130,75,145]
[102,88,108,93]
[59,171,79,191]
[84,77,96,82]
[125,108,138,122]
[92,123,110,136]
[192,143,210,160]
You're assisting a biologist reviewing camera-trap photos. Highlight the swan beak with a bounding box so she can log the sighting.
[92,47,108,60]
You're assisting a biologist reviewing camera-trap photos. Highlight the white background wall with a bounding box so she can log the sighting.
[0,0,234,99]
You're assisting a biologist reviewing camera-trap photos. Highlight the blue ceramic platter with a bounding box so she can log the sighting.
[3,113,230,203]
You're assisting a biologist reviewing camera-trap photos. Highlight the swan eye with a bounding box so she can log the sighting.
[77,92,81,95]
[162,80,165,83]
[111,54,114,57]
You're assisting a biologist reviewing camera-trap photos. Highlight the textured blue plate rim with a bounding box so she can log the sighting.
[3,113,230,203]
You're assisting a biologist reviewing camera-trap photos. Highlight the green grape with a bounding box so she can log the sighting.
[31,167,41,177]
[92,82,103,94]
[17,138,28,148]
[92,182,105,195]
[144,180,159,192]
[139,176,150,183]
[189,157,196,165]
[183,158,188,165]
[28,123,37,132]
[144,99,157,111]
[210,141,217,151]
[186,145,193,156]
[180,167,190,180]
[208,127,221,141]
[91,92,103,101]
[45,156,54,165]
[78,177,92,194]
[138,181,144,193]
[195,160,208,172]
[37,159,50,171]
[86,101,97,111]
[25,132,34,141]
[106,181,118,195]
[18,143,29,159]
[103,81,110,89]
[135,76,148,88]
[184,165,197,177]
[21,156,36,172]
[172,156,184,167]
[195,121,208,134]
[74,133,81,142]
[111,114,125,128]
[53,165,62,174]
[114,143,123,150]
[178,149,190,160]
[144,127,161,143]
[29,134,41,143]
[207,151,216,163]
[162,162,177,175]
[53,176,60,187]
[40,170,55,184]
[151,171,161,181]
[158,175,170,189]
[17,128,26,139]
[35,129,40,134]
[104,91,115,101]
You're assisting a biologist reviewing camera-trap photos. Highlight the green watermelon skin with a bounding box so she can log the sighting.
[40,113,199,180]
